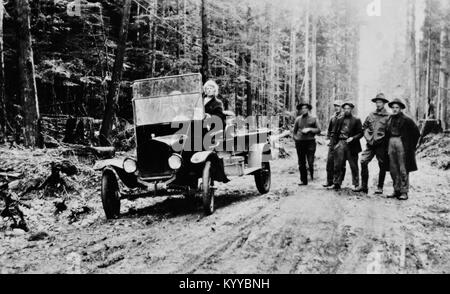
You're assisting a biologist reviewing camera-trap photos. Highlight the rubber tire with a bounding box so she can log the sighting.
[202,161,215,215]
[255,162,271,194]
[101,170,121,219]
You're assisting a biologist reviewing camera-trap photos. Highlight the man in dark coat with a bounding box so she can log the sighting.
[323,100,346,187]
[293,103,321,185]
[385,98,420,201]
[354,94,390,195]
[329,102,363,191]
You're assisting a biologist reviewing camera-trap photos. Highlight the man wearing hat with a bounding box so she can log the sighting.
[385,98,420,201]
[293,103,321,185]
[323,100,346,187]
[354,94,390,194]
[329,101,363,191]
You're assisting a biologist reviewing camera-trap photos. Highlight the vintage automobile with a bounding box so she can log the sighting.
[97,73,272,219]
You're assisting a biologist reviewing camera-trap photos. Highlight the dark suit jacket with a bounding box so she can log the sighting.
[205,97,226,123]
[385,113,420,172]
[332,115,363,154]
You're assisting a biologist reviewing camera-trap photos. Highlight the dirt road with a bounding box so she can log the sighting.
[1,141,449,274]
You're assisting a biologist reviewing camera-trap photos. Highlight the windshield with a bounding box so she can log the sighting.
[134,94,204,126]
[133,74,202,98]
[132,74,204,126]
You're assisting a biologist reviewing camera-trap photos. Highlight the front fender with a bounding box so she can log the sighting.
[190,151,229,183]
[190,151,215,164]
[96,159,141,189]
[94,158,126,171]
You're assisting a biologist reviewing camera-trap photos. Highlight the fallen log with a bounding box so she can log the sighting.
[0,172,22,179]
[59,143,115,158]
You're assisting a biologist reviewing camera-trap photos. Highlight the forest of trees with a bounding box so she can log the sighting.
[0,0,448,148]
[373,0,450,130]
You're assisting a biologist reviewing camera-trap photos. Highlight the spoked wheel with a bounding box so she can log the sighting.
[202,161,215,215]
[101,169,121,219]
[255,162,271,194]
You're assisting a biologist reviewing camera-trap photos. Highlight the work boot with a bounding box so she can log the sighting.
[398,193,409,201]
[323,182,333,188]
[387,191,401,199]
[327,184,341,191]
[353,186,368,194]
[374,187,383,195]
[298,182,308,186]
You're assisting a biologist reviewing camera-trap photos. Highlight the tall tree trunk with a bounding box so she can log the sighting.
[149,0,157,77]
[0,1,6,141]
[438,26,448,129]
[183,0,187,58]
[200,0,209,84]
[407,0,418,120]
[425,27,432,119]
[304,0,310,106]
[99,0,131,146]
[16,0,41,147]
[289,10,296,112]
[246,6,252,117]
[311,3,317,117]
[437,27,446,124]
[443,72,449,130]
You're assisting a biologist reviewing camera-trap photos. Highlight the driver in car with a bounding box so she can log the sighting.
[203,80,226,124]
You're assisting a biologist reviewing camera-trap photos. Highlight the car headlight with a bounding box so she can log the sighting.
[123,158,137,174]
[168,154,182,170]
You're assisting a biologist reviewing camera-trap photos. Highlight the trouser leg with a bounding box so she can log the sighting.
[333,142,346,185]
[389,138,401,194]
[396,142,409,194]
[339,166,347,184]
[347,148,360,187]
[375,145,388,189]
[306,141,317,180]
[326,147,335,185]
[360,147,375,189]
[296,141,308,184]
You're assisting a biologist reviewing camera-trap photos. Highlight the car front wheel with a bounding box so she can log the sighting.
[101,169,121,219]
[202,161,215,215]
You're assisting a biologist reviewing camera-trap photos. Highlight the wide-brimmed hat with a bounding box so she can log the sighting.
[372,93,389,104]
[333,100,344,107]
[388,98,406,109]
[297,103,312,111]
[342,101,355,109]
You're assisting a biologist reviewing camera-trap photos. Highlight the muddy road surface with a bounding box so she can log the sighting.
[1,141,449,274]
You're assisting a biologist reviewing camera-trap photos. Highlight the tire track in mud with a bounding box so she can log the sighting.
[264,191,350,274]
[176,211,273,274]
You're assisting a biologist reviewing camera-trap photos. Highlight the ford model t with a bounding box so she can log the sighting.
[97,73,272,219]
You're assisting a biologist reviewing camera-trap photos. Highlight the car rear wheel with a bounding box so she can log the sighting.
[202,161,215,215]
[101,169,121,219]
[255,162,271,194]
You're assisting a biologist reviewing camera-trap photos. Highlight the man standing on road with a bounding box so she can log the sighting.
[293,103,321,186]
[354,94,390,194]
[385,98,420,201]
[323,100,345,188]
[329,102,363,191]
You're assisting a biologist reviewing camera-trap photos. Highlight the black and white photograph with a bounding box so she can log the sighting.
[0,0,449,277]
